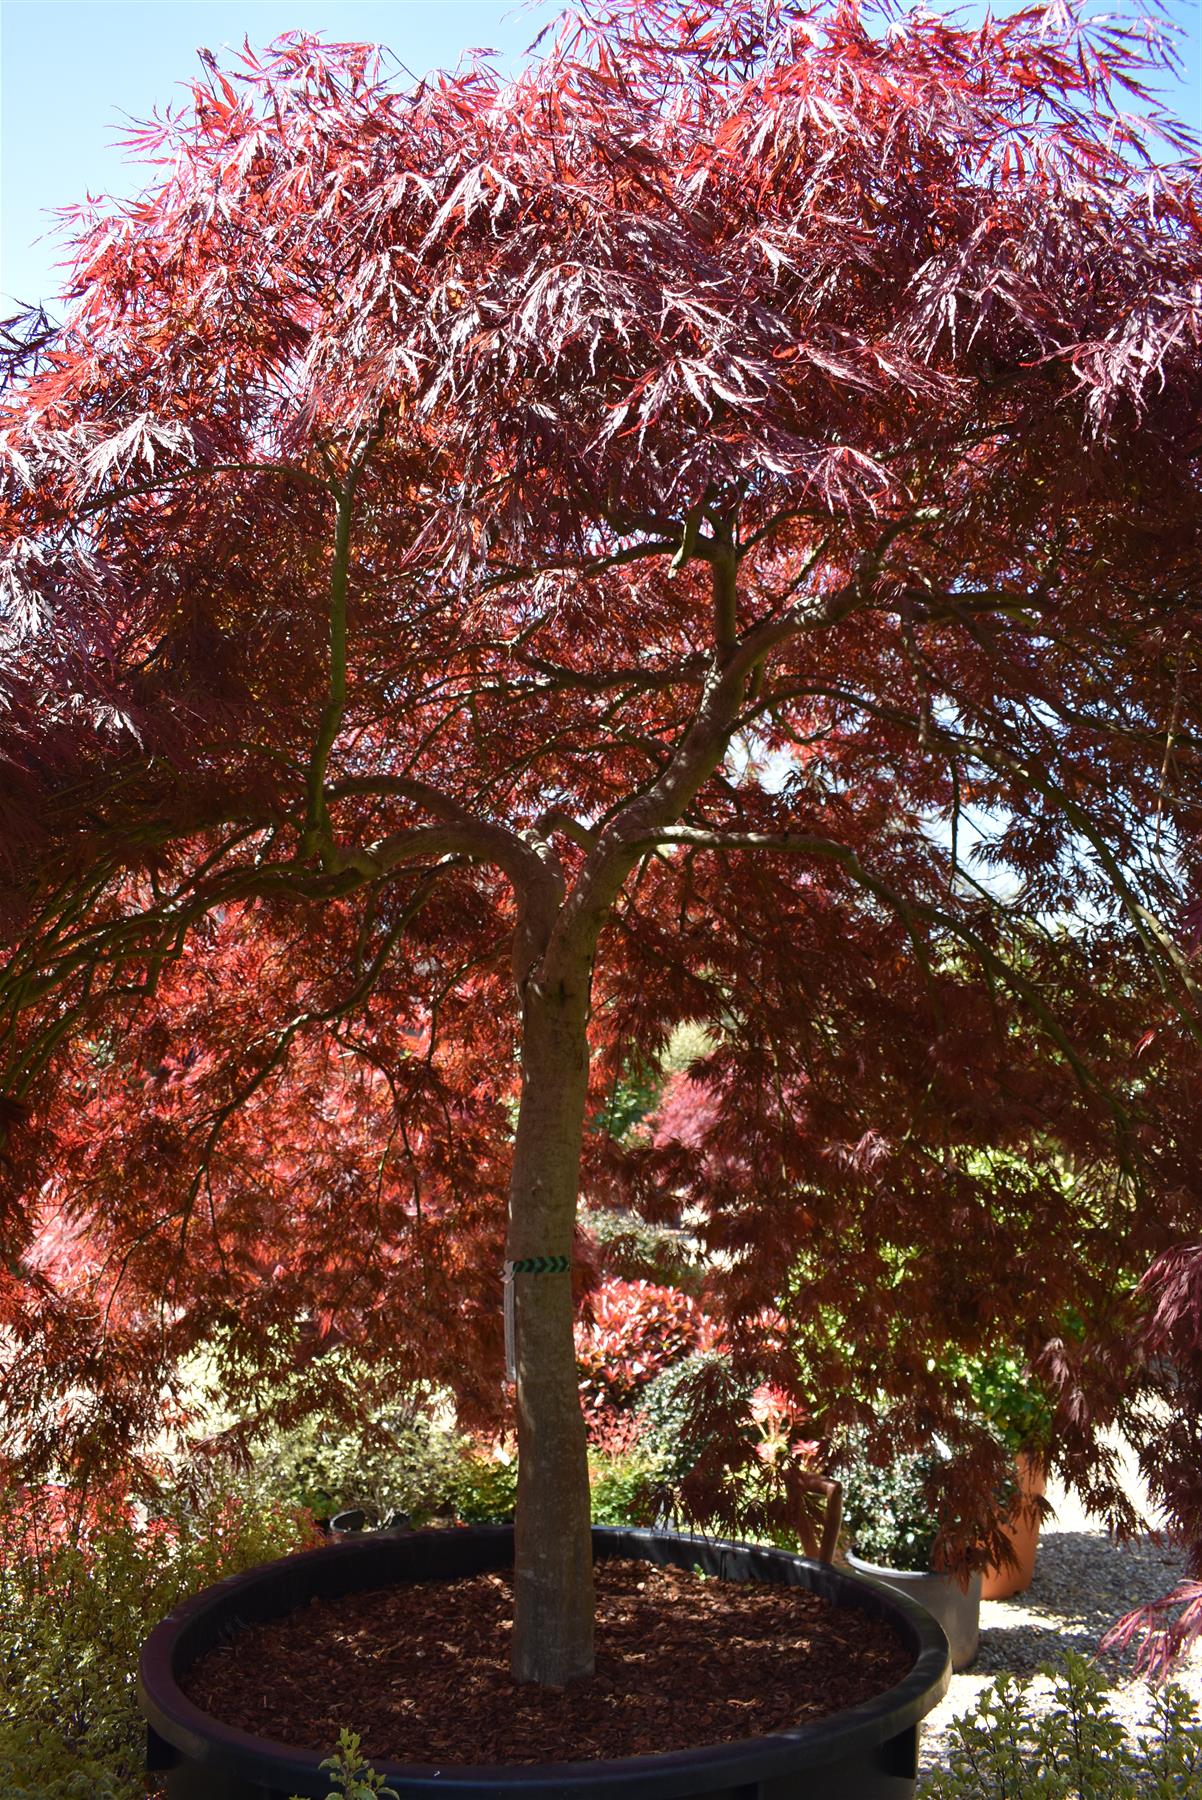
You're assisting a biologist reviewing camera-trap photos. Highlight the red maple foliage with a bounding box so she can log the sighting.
[1100,1243,1202,1674]
[2,0,1201,1680]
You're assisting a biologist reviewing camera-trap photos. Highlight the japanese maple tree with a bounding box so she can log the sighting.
[2,0,1201,1686]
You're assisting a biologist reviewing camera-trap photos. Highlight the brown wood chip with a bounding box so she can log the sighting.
[184,1559,912,1765]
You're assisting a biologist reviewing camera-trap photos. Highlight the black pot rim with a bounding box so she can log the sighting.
[139,1524,951,1797]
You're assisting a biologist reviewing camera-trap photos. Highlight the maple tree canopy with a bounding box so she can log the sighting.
[1,0,1201,1682]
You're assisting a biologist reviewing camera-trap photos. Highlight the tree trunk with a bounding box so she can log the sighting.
[507,960,596,1685]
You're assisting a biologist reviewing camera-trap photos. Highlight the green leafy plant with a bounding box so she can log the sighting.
[941,1347,1053,1457]
[583,1207,704,1292]
[838,1437,945,1572]
[592,1021,716,1145]
[252,1407,464,1526]
[593,1058,665,1142]
[588,1451,665,1526]
[635,1357,822,1549]
[446,1443,520,1523]
[918,1652,1202,1798]
[291,1727,399,1800]
[638,1352,751,1485]
[0,1473,316,1800]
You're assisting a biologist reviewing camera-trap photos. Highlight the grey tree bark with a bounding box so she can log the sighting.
[501,546,757,1684]
[507,951,597,1685]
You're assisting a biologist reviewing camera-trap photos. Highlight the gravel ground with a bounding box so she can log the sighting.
[918,1443,1202,1772]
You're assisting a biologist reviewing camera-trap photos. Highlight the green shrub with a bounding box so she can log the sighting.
[918,1652,1202,1798]
[588,1452,665,1526]
[940,1347,1053,1456]
[583,1207,703,1291]
[250,1394,526,1527]
[639,1352,751,1484]
[594,1064,664,1140]
[592,1021,715,1145]
[251,1408,464,1526]
[838,1436,944,1572]
[0,1472,315,1800]
[446,1446,519,1523]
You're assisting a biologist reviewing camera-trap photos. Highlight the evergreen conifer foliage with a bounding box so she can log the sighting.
[1,1,1200,1683]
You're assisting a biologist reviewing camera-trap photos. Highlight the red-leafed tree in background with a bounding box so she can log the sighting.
[2,0,1201,1684]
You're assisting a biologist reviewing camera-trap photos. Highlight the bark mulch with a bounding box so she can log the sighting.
[184,1558,912,1765]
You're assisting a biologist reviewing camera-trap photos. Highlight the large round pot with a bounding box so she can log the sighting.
[980,1454,1046,1601]
[140,1525,950,1800]
[845,1551,981,1672]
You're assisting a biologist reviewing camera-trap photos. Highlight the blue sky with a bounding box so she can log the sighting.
[0,2,544,312]
[1,0,1198,316]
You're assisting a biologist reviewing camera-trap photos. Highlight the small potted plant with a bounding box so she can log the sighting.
[838,1437,982,1671]
[944,1348,1052,1600]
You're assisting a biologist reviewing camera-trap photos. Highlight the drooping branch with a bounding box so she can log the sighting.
[73,459,331,522]
[93,866,449,1334]
[630,824,1130,1132]
[751,675,1200,1024]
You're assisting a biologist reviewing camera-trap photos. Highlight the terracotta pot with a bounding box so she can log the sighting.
[980,1454,1046,1601]
[140,1524,951,1800]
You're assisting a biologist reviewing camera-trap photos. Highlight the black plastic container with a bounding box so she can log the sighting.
[140,1525,950,1800]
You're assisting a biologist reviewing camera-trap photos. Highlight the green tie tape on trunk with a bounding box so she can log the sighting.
[502,1257,571,1381]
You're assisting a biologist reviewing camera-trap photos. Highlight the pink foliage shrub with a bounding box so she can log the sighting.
[649,1071,724,1158]
[575,1277,722,1449]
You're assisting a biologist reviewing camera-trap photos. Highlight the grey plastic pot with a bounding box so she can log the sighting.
[845,1551,981,1671]
[141,1524,952,1800]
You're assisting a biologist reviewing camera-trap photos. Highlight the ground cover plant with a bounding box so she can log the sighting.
[289,1730,399,1800]
[2,0,1201,1696]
